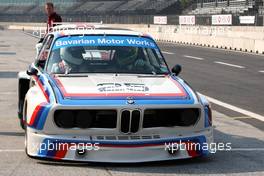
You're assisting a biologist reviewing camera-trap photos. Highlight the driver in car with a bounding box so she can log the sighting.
[51,46,85,74]
[115,47,154,73]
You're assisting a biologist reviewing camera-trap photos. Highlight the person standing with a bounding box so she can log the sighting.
[37,2,62,53]
[45,2,62,33]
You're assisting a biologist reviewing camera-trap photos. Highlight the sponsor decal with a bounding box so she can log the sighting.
[52,36,157,50]
[97,83,149,92]
[239,16,255,24]
[53,76,188,99]
[154,16,168,25]
[212,14,232,25]
[179,16,195,25]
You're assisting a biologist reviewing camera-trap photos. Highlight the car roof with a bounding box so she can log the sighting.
[50,23,152,39]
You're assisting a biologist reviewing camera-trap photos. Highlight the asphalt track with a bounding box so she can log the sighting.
[0,29,263,176]
[159,42,264,117]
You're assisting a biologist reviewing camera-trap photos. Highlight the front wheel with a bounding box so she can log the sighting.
[19,116,25,130]
[19,101,26,130]
[25,125,28,153]
[24,124,30,157]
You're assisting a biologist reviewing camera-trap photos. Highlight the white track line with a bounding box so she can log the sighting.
[214,61,245,69]
[183,55,204,60]
[259,70,264,73]
[162,51,174,55]
[231,148,264,151]
[0,149,24,152]
[200,93,264,122]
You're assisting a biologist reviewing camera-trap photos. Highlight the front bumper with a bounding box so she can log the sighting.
[26,128,213,163]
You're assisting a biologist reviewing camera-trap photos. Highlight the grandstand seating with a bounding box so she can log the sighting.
[189,0,256,15]
[0,0,181,15]
[0,0,263,24]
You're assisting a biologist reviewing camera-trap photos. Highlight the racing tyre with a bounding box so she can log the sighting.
[24,123,29,156]
[20,116,25,130]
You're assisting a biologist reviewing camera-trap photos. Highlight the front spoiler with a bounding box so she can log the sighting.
[26,128,213,163]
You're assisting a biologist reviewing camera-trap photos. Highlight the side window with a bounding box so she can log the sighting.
[36,35,54,69]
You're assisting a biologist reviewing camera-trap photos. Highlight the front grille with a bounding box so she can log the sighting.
[95,135,160,140]
[120,110,130,133]
[120,110,141,134]
[54,110,117,129]
[131,110,140,133]
[143,108,200,128]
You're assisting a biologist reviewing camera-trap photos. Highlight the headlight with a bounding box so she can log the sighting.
[54,110,75,128]
[75,111,93,128]
[180,109,199,126]
[54,110,117,129]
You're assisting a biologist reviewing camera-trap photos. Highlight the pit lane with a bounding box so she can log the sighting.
[0,29,263,176]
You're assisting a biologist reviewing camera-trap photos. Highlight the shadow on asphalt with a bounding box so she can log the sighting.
[35,129,264,174]
[0,131,24,136]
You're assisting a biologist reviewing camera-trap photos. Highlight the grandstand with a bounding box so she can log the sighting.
[0,0,181,16]
[188,0,257,15]
[0,0,263,25]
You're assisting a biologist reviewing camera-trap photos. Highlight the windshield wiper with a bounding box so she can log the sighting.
[57,74,88,77]
[137,74,166,78]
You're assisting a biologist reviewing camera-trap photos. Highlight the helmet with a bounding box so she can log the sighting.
[60,46,85,65]
[115,47,138,66]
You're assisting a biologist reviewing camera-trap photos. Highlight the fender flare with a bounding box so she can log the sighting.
[18,71,30,119]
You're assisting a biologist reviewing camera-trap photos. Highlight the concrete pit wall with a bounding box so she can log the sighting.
[6,23,264,54]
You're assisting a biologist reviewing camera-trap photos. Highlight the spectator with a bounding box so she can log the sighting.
[45,2,62,33]
[39,2,62,43]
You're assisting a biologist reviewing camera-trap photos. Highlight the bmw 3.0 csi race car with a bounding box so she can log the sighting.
[18,24,213,162]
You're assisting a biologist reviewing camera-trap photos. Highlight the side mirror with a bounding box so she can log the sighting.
[171,64,182,76]
[27,66,38,76]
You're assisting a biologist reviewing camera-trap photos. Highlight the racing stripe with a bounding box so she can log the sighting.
[28,103,45,127]
[38,136,207,159]
[53,147,69,160]
[32,76,50,103]
[53,76,188,98]
[27,102,50,130]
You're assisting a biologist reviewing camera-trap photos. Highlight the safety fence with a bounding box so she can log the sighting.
[1,14,264,26]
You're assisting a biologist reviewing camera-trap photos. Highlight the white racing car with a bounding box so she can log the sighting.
[18,24,213,162]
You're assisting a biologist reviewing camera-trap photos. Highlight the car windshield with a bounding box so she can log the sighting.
[46,35,169,75]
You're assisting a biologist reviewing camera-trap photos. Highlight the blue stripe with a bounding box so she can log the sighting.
[46,74,195,106]
[39,75,55,103]
[28,106,45,129]
[38,135,208,156]
[35,105,52,130]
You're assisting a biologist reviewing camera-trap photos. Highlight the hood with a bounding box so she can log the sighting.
[52,74,190,100]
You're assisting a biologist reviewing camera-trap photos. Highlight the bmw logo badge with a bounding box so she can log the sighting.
[127,97,135,104]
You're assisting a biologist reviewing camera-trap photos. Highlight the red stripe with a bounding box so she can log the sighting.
[54,148,69,160]
[28,103,43,126]
[50,141,200,159]
[185,142,199,157]
[53,143,75,160]
[98,143,162,148]
[33,76,49,102]
[167,75,187,96]
[54,76,187,98]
